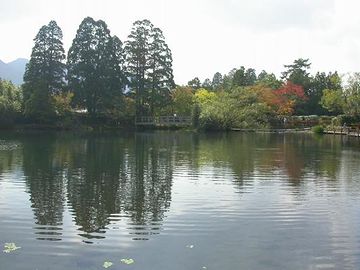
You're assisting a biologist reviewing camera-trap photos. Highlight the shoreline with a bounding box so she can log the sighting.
[1,125,360,138]
[230,128,311,133]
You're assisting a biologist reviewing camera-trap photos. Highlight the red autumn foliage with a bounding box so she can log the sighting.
[256,81,306,115]
[269,81,306,115]
[274,81,307,100]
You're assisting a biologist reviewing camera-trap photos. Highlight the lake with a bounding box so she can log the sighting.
[0,131,360,270]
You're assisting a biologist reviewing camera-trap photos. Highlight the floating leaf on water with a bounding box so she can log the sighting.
[120,258,135,265]
[103,261,113,268]
[186,244,194,249]
[3,243,21,253]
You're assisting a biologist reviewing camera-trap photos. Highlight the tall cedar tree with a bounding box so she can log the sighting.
[67,17,126,117]
[23,20,66,120]
[148,27,175,114]
[125,19,174,116]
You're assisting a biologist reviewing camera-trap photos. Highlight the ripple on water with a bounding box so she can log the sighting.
[0,140,21,151]
[0,133,360,270]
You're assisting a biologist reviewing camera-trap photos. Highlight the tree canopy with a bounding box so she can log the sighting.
[10,19,360,129]
[23,20,66,121]
[0,79,22,125]
[67,17,127,117]
[124,19,174,116]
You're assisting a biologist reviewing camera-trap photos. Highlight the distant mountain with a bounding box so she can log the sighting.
[0,58,28,85]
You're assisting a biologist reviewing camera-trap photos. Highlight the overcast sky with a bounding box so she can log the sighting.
[1,0,360,84]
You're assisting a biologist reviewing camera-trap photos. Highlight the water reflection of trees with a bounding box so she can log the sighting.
[3,131,360,241]
[126,133,173,225]
[65,133,174,240]
[21,134,66,240]
[0,147,22,173]
[192,133,346,187]
[18,132,175,241]
[64,135,124,238]
[18,134,173,240]
[0,133,23,174]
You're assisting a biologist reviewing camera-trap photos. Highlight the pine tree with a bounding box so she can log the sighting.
[23,20,66,120]
[281,58,312,114]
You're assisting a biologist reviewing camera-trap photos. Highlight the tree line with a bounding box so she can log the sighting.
[1,17,360,129]
[181,59,360,129]
[21,17,174,124]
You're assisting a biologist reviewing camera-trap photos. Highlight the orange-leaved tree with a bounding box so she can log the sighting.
[272,81,307,115]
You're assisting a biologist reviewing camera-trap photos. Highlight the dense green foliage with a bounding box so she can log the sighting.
[320,73,360,119]
[23,20,66,122]
[67,17,126,118]
[17,17,174,127]
[125,19,174,116]
[312,125,325,134]
[0,79,22,126]
[196,88,273,130]
[211,72,223,90]
[320,89,344,114]
[2,18,360,130]
[170,86,194,115]
[187,60,360,130]
[232,66,257,87]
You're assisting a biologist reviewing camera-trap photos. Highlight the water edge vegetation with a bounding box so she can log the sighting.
[1,18,360,131]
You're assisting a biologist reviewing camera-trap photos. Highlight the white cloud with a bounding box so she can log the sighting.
[209,0,334,30]
[0,0,359,84]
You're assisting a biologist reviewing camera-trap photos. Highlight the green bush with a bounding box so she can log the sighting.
[195,87,273,130]
[0,79,22,126]
[312,125,325,134]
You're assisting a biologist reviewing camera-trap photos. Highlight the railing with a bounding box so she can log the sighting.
[325,125,360,137]
[136,116,192,126]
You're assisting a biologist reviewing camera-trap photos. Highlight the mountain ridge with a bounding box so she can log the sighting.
[0,58,28,85]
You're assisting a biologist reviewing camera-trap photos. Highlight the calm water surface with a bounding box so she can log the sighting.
[0,131,360,270]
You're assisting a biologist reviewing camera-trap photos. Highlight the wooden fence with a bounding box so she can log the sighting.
[325,124,360,137]
[135,116,192,126]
